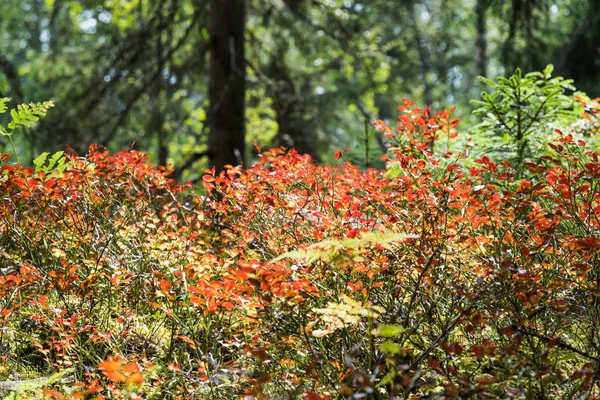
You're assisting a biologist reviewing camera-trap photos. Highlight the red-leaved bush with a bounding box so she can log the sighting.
[1,99,600,398]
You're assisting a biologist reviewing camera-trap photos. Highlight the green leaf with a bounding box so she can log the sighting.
[39,151,66,173]
[33,152,50,172]
[0,98,10,113]
[478,77,496,87]
[379,341,401,354]
[10,108,20,123]
[377,371,397,388]
[274,232,417,262]
[49,151,63,164]
[376,324,405,337]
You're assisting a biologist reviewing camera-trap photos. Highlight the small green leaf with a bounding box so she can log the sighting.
[44,151,65,172]
[10,108,20,123]
[377,371,397,387]
[376,324,405,337]
[478,77,496,87]
[379,341,401,354]
[48,151,64,165]
[33,152,50,172]
[0,98,10,113]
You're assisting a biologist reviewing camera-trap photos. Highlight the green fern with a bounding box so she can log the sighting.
[33,151,66,174]
[0,98,54,163]
[275,231,417,263]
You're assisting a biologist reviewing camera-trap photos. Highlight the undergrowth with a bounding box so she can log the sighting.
[1,69,600,398]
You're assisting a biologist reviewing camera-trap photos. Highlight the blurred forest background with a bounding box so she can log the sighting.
[0,0,599,181]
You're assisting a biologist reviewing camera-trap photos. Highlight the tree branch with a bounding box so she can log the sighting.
[506,324,600,362]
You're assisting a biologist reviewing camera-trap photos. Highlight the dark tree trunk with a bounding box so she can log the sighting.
[29,0,43,52]
[554,0,600,93]
[150,93,168,167]
[48,0,62,52]
[208,0,246,173]
[0,55,24,101]
[475,0,488,78]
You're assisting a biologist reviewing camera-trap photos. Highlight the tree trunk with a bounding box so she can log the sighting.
[475,0,487,78]
[208,0,246,173]
[554,0,600,93]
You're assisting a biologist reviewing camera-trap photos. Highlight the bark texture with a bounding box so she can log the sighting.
[208,0,247,173]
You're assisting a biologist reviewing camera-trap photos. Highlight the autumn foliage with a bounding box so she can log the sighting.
[2,97,600,398]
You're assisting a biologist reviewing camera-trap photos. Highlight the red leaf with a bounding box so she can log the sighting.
[547,337,561,348]
[44,179,56,190]
[346,229,358,239]
[472,345,485,359]
[304,392,330,400]
[38,295,49,307]
[13,177,27,189]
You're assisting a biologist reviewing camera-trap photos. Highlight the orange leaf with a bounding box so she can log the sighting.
[126,372,144,386]
[573,237,600,249]
[221,301,235,309]
[104,370,126,382]
[98,360,122,371]
[178,335,197,349]
[159,279,171,293]
[42,389,65,399]
[121,362,140,373]
[85,385,103,394]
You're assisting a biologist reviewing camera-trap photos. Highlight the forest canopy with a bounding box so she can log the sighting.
[1,0,599,178]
